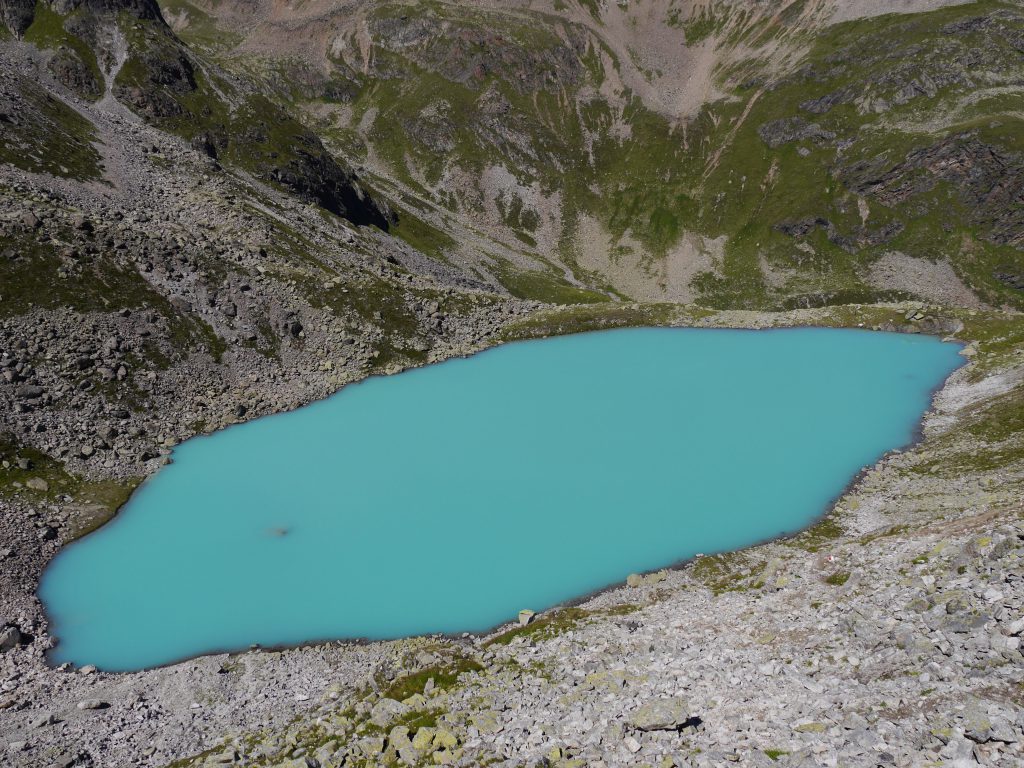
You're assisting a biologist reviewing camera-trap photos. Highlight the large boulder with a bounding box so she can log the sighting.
[0,623,22,653]
[628,697,693,732]
[369,697,409,728]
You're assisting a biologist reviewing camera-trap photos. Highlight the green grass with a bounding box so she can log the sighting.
[690,552,768,595]
[492,260,612,305]
[1,236,163,318]
[0,228,226,366]
[787,514,845,553]
[824,571,850,586]
[389,207,458,263]
[485,607,589,646]
[0,74,102,179]
[380,657,484,701]
[0,432,140,541]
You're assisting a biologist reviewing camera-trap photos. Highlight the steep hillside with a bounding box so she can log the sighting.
[162,0,1024,309]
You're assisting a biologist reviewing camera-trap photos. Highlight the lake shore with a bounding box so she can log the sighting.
[1,301,1023,767]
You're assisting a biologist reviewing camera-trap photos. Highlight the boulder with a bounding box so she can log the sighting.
[518,609,536,626]
[0,624,22,652]
[26,477,48,492]
[31,713,56,728]
[627,570,668,588]
[629,697,692,732]
[387,725,420,764]
[76,699,109,711]
[369,697,408,728]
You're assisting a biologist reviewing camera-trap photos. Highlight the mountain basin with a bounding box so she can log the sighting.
[39,327,965,671]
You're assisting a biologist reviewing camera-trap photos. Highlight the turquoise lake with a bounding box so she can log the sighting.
[39,327,965,671]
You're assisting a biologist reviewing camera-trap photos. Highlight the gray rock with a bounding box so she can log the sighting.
[629,697,693,731]
[76,699,110,711]
[0,625,22,652]
[31,713,56,728]
[15,384,44,400]
[369,697,408,727]
[757,117,836,148]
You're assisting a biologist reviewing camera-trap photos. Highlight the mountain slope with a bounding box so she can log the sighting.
[161,0,1024,309]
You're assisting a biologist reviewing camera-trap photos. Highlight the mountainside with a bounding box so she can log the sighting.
[1,1,1024,767]
[161,0,1024,308]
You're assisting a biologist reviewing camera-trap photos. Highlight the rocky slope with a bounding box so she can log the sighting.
[0,0,1023,766]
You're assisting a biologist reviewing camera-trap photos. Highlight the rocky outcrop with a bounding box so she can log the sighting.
[364,12,586,94]
[49,0,164,21]
[0,0,34,36]
[629,697,695,732]
[1,0,168,36]
[232,97,393,229]
[757,116,836,148]
[842,134,1024,249]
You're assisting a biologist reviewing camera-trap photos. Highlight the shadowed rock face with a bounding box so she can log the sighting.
[49,0,165,21]
[0,0,35,35]
[843,134,1024,249]
[0,0,166,36]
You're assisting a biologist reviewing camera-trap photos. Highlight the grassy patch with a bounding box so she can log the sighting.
[492,260,612,305]
[0,432,139,539]
[485,607,589,646]
[25,1,104,100]
[0,231,226,365]
[0,73,102,179]
[824,571,850,586]
[788,514,845,553]
[381,657,484,701]
[389,208,458,262]
[690,552,764,595]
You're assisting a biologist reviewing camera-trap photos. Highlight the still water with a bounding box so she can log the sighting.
[40,327,964,670]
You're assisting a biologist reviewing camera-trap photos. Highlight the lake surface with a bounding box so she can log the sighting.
[40,327,964,671]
